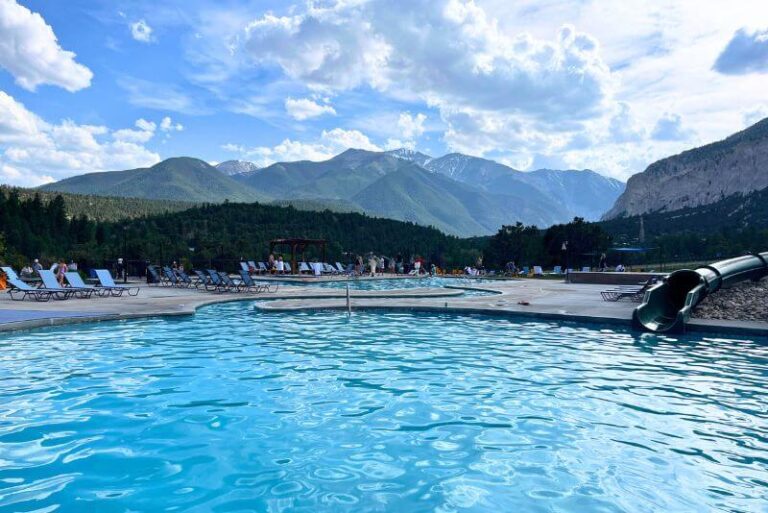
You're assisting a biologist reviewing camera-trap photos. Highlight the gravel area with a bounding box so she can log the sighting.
[693,278,768,322]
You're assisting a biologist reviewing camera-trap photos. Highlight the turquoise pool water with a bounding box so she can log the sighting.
[262,276,500,296]
[1,305,766,512]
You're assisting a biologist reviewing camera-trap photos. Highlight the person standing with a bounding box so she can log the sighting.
[56,259,68,286]
[368,254,377,277]
[277,256,285,274]
[599,253,607,272]
[32,259,43,275]
[116,258,125,280]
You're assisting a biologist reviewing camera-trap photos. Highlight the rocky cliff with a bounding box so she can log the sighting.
[603,117,768,219]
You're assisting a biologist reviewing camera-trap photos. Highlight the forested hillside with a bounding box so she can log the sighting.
[0,188,480,270]
[2,186,198,222]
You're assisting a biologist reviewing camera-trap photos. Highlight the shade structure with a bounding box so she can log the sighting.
[269,238,327,274]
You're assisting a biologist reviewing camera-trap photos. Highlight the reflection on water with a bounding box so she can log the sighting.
[0,306,766,512]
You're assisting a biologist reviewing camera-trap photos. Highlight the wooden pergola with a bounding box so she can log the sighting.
[269,238,327,274]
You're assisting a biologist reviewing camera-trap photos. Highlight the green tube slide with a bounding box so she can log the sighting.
[633,251,768,333]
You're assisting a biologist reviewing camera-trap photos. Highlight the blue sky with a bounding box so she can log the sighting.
[1,0,767,186]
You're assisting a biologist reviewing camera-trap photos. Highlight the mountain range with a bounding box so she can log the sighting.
[604,117,768,219]
[40,149,624,236]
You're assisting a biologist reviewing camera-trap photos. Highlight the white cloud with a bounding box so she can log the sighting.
[223,127,381,166]
[0,91,161,186]
[241,1,613,122]
[159,116,183,132]
[130,19,153,43]
[0,0,93,91]
[284,97,337,120]
[397,112,426,140]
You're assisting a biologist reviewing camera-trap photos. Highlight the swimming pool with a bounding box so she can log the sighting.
[1,305,766,512]
[263,276,501,295]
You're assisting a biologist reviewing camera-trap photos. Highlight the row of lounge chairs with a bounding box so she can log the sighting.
[2,266,139,302]
[239,260,353,276]
[148,266,278,294]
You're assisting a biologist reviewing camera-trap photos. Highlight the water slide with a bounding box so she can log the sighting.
[633,252,768,333]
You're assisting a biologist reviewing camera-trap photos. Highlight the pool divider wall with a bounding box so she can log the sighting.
[633,251,768,333]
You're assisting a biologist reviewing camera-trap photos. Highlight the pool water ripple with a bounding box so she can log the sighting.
[0,305,766,512]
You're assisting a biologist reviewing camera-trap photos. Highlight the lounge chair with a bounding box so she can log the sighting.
[5,277,53,302]
[518,266,530,276]
[237,270,278,293]
[600,278,657,302]
[147,265,166,285]
[176,270,197,288]
[39,270,86,299]
[533,266,544,277]
[206,269,232,292]
[299,262,311,274]
[240,262,250,273]
[95,269,140,296]
[217,271,245,292]
[552,265,562,275]
[582,266,591,272]
[65,272,110,297]
[258,262,269,274]
[1,266,20,281]
[284,262,292,273]
[247,261,258,273]
[193,270,216,291]
[162,267,183,287]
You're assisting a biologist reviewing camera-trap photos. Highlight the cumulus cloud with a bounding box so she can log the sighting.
[713,27,768,75]
[0,91,162,186]
[285,97,337,120]
[223,128,380,166]
[160,116,183,132]
[651,113,694,141]
[130,19,154,43]
[0,0,93,91]
[241,1,613,121]
[397,112,426,140]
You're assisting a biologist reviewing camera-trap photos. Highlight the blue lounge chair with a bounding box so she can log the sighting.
[239,270,278,293]
[95,270,140,296]
[240,262,250,273]
[193,270,216,291]
[39,270,85,299]
[205,269,232,292]
[299,262,311,274]
[65,272,109,297]
[258,262,269,274]
[1,266,20,281]
[5,277,53,302]
[284,262,292,273]
[146,265,165,285]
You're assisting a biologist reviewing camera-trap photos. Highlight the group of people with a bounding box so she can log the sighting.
[19,258,78,286]
[354,254,431,277]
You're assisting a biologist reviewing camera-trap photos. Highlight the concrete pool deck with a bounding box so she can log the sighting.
[0,277,766,337]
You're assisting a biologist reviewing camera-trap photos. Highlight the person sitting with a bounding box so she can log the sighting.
[267,254,276,273]
[276,256,285,274]
[615,263,625,272]
[32,258,43,274]
[20,265,34,278]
